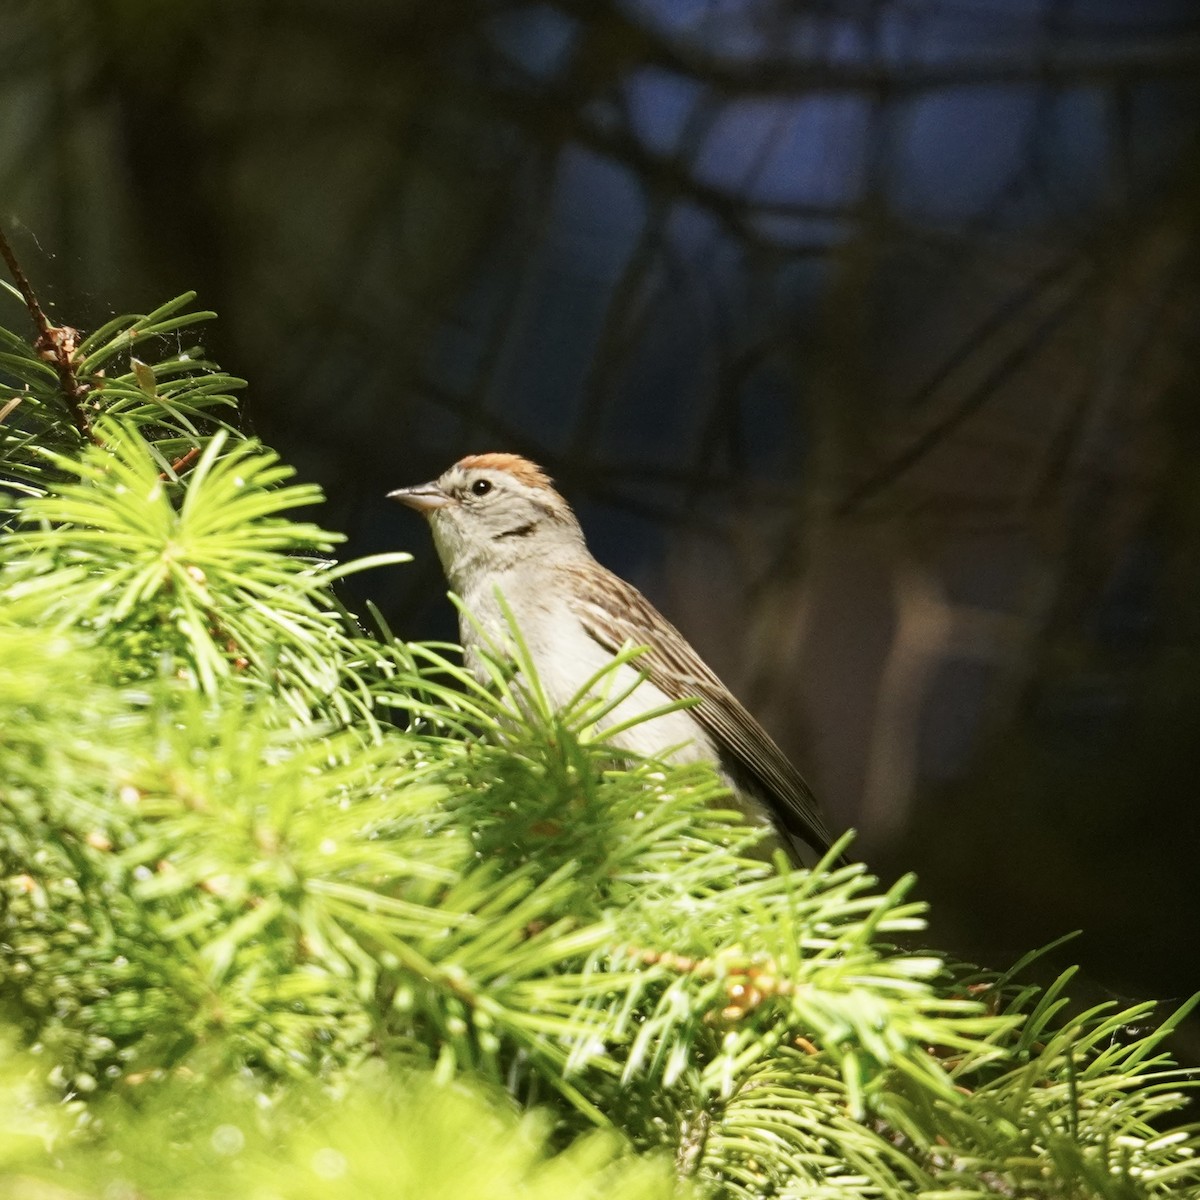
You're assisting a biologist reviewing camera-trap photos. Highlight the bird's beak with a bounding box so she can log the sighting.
[387,482,453,514]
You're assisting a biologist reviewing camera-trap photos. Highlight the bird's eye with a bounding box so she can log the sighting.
[470,478,493,497]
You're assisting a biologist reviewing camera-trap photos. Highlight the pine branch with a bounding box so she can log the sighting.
[0,228,98,443]
[1,294,1197,1199]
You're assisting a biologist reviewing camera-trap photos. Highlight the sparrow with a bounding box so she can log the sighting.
[389,453,840,864]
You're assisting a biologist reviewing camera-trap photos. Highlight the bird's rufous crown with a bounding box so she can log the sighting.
[458,453,553,491]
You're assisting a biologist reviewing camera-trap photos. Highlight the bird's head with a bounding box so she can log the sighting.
[389,453,584,586]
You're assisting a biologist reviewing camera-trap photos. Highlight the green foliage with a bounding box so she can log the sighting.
[0,1046,681,1200]
[0,289,241,506]
[1,293,1198,1198]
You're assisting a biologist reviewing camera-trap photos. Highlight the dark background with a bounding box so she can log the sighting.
[4,0,1200,1042]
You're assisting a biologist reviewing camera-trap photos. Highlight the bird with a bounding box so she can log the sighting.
[389,453,840,864]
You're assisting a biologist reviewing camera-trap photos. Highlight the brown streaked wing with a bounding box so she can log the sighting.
[564,564,836,855]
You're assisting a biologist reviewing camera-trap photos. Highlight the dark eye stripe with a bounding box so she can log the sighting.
[495,520,536,539]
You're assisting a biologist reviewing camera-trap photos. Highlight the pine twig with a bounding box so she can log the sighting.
[0,227,101,443]
[159,446,201,480]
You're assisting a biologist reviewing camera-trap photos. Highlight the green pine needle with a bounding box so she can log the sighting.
[1,299,1197,1200]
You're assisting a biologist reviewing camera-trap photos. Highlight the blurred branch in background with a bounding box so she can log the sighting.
[3,0,1199,1017]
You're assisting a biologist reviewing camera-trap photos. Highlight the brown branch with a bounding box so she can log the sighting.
[0,228,50,334]
[159,446,201,480]
[0,227,100,444]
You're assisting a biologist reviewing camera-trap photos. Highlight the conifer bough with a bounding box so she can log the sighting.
[0,260,1197,1198]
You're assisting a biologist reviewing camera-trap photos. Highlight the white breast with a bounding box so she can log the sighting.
[459,578,716,766]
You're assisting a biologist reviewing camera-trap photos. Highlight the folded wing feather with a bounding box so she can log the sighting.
[565,566,836,857]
